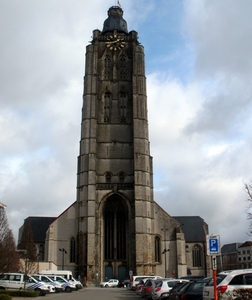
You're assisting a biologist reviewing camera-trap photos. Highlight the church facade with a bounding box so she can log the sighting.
[41,6,211,285]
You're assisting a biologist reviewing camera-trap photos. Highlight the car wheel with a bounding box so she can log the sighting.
[65,286,72,292]
[35,288,45,297]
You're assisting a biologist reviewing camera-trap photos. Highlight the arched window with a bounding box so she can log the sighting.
[70,237,76,263]
[118,172,125,183]
[105,172,112,183]
[192,245,202,267]
[155,236,161,263]
[104,196,128,260]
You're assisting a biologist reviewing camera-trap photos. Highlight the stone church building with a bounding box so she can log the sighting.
[19,6,211,285]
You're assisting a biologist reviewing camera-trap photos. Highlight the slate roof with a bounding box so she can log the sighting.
[238,241,252,248]
[221,243,241,253]
[21,216,56,243]
[172,216,207,242]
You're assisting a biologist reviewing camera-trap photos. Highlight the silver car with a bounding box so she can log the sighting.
[152,279,189,300]
[203,269,252,300]
[100,279,119,288]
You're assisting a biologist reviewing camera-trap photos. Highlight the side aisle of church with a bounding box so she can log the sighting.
[18,6,211,284]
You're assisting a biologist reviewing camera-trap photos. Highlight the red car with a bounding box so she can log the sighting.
[141,279,163,299]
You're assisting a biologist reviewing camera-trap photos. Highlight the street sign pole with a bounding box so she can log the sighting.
[206,235,220,300]
[212,256,217,300]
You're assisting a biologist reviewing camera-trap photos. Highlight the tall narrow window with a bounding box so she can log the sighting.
[119,91,127,123]
[104,55,112,80]
[104,92,111,122]
[192,245,202,267]
[119,55,127,80]
[70,237,76,263]
[155,236,161,262]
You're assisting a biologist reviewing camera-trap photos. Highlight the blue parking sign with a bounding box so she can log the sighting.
[206,235,220,255]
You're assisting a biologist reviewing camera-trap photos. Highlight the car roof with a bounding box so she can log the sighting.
[219,269,252,275]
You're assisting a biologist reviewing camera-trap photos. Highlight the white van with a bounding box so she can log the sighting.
[39,270,83,290]
[0,273,50,296]
[32,274,64,293]
[130,275,163,290]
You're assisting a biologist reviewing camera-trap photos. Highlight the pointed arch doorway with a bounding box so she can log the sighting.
[103,193,129,280]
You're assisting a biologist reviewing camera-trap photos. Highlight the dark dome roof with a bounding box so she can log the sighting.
[102,6,128,34]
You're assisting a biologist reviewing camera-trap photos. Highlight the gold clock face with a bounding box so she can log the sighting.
[106,34,125,51]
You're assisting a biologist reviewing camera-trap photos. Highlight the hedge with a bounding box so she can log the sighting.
[0,290,39,298]
[219,288,252,299]
[0,294,11,300]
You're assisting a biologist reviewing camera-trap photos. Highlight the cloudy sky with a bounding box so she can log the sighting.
[1,0,252,247]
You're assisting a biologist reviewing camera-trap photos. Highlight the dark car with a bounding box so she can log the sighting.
[117,279,130,288]
[180,275,205,281]
[141,279,163,299]
[169,280,208,300]
[160,281,189,300]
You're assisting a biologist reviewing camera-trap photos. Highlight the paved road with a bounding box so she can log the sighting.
[12,287,139,300]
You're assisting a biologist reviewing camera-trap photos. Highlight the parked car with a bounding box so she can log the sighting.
[160,281,189,300]
[130,275,162,290]
[117,279,130,288]
[152,279,189,300]
[32,274,64,293]
[141,279,163,299]
[169,280,208,300]
[136,278,152,296]
[180,275,205,281]
[203,269,252,300]
[39,270,83,290]
[47,275,76,292]
[100,279,119,288]
[0,273,50,296]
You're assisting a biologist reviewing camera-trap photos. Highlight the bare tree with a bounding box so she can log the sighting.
[0,207,20,272]
[18,221,38,275]
[245,182,252,234]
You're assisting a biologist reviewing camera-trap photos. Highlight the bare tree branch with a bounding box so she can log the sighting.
[0,208,20,272]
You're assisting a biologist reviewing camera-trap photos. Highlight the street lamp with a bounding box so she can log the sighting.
[161,228,169,277]
[59,248,67,270]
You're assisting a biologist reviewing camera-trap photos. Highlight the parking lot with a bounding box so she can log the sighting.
[12,287,139,300]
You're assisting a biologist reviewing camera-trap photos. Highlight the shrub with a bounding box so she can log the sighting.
[233,288,252,300]
[0,294,11,300]
[0,290,39,298]
[218,288,252,299]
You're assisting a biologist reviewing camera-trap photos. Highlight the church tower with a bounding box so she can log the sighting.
[77,6,156,282]
[40,5,211,283]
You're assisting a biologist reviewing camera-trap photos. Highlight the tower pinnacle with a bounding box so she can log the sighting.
[102,6,128,34]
